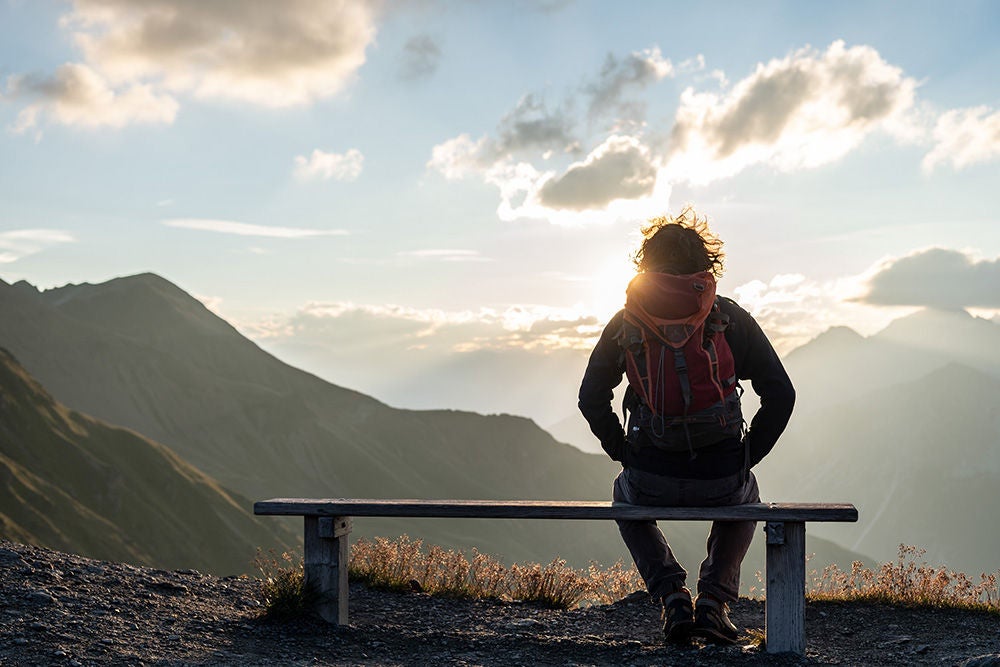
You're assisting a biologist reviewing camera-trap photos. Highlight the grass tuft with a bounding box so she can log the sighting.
[807,545,999,614]
[254,549,316,620]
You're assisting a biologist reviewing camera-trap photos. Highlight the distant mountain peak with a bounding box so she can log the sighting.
[874,306,995,348]
[784,325,865,362]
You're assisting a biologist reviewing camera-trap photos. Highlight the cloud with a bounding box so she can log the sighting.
[429,40,933,225]
[163,218,349,238]
[537,135,658,210]
[7,0,379,129]
[922,106,1000,172]
[7,63,178,131]
[398,34,441,81]
[666,41,918,184]
[730,249,1000,353]
[494,94,579,157]
[0,229,75,263]
[858,248,1000,309]
[294,148,364,182]
[586,47,673,120]
[250,300,603,352]
[396,249,492,263]
[67,0,378,106]
[731,271,906,355]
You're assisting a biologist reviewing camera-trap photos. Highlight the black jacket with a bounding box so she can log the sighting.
[578,296,794,479]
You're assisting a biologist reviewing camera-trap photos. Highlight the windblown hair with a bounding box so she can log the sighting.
[633,206,725,278]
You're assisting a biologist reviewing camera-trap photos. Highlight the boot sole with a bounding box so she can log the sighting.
[664,619,695,643]
[691,625,739,645]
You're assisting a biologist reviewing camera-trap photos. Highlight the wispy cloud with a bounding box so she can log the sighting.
[396,249,492,262]
[586,46,674,121]
[0,228,75,263]
[163,219,349,238]
[398,34,442,81]
[294,149,364,182]
[248,301,603,352]
[7,63,178,132]
[922,106,1000,172]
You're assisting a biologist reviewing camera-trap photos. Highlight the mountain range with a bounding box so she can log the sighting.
[0,273,863,580]
[756,307,1000,576]
[0,347,294,573]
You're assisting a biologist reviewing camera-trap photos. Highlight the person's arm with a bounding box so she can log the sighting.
[721,299,795,467]
[578,311,627,462]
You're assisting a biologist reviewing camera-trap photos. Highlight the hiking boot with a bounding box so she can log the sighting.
[693,595,739,644]
[660,587,694,643]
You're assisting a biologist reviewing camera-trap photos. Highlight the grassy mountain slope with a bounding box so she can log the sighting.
[0,347,294,574]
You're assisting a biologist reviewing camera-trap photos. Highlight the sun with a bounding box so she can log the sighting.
[590,260,638,317]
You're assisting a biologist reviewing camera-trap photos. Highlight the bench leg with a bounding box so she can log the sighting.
[764,521,805,654]
[304,515,352,625]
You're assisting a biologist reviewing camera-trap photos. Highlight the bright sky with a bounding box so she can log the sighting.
[2,1,999,403]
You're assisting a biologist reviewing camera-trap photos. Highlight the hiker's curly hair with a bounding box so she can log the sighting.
[633,206,725,278]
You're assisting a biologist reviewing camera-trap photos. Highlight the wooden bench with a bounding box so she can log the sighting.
[254,499,857,654]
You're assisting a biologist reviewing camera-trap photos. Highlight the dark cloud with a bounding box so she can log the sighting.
[537,136,657,211]
[585,48,672,120]
[495,94,579,156]
[860,248,1000,309]
[398,34,442,81]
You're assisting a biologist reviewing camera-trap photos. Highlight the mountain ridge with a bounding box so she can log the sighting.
[0,272,866,575]
[0,346,295,574]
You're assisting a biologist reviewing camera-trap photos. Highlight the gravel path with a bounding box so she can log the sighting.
[2,540,998,666]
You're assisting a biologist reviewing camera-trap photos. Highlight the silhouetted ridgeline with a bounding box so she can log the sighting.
[0,274,864,574]
[760,308,1000,576]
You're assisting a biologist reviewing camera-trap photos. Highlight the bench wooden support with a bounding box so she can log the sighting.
[764,520,805,654]
[256,499,856,655]
[304,516,352,625]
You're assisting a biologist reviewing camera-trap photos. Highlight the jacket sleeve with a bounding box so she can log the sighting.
[578,311,627,462]
[720,298,795,467]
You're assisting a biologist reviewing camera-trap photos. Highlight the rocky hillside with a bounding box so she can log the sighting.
[2,540,998,666]
[0,348,294,575]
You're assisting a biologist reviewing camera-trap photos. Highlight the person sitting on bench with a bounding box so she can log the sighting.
[578,207,795,645]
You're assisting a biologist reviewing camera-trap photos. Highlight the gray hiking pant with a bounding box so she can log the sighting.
[613,467,760,603]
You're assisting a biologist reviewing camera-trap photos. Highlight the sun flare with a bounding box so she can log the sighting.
[590,260,638,318]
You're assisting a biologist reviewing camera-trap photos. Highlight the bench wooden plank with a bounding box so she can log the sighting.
[254,499,858,523]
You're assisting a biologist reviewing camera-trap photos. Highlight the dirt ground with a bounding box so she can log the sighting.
[2,540,998,666]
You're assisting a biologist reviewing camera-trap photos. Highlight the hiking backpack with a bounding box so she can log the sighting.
[618,271,743,455]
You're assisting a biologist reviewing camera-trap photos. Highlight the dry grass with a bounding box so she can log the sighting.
[807,545,999,613]
[256,539,1000,618]
[254,549,316,620]
[349,535,644,609]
